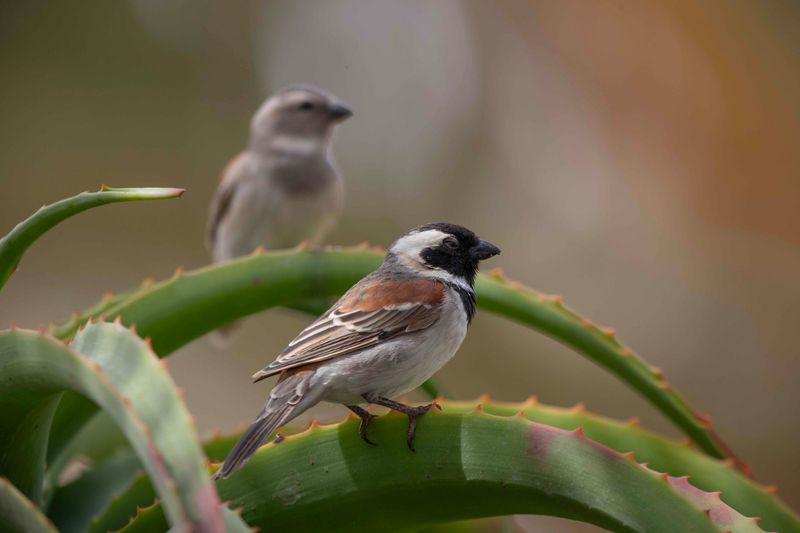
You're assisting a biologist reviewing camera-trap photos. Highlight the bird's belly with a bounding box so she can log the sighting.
[221,176,342,257]
[314,310,468,404]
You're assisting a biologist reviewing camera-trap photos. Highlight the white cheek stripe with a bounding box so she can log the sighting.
[390,230,448,257]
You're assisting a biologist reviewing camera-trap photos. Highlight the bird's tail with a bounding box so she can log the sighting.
[212,370,315,480]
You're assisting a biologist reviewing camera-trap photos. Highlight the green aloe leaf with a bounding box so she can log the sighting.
[196,398,796,532]
[48,453,140,533]
[216,410,762,532]
[87,470,154,533]
[123,411,764,533]
[0,477,56,533]
[50,247,740,467]
[0,186,184,292]
[454,398,798,533]
[119,503,253,533]
[0,325,226,532]
[90,397,800,532]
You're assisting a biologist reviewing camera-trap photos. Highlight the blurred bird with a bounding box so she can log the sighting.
[213,223,500,479]
[207,86,352,343]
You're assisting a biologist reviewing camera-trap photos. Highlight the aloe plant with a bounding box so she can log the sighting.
[1,188,797,532]
[50,247,741,467]
[0,186,184,291]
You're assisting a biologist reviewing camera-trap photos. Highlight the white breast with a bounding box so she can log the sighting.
[314,288,469,404]
[213,154,343,260]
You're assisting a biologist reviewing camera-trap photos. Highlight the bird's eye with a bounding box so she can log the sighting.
[298,101,314,111]
[443,237,459,251]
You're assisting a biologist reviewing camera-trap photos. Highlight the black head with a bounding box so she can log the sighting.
[389,222,501,287]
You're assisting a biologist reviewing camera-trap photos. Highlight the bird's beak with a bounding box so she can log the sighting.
[471,239,501,261]
[328,101,353,121]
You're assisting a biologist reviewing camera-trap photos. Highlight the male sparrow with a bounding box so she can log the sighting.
[213,223,500,479]
[206,85,351,342]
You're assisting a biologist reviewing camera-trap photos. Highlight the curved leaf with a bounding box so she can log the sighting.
[199,398,797,532]
[0,388,60,505]
[0,186,184,291]
[0,325,224,532]
[141,411,762,532]
[0,477,56,533]
[88,470,154,533]
[51,247,739,468]
[48,453,140,533]
[119,503,253,533]
[215,410,760,532]
[455,398,798,533]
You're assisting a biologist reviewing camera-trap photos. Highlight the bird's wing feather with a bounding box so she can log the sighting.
[206,152,248,250]
[253,278,444,380]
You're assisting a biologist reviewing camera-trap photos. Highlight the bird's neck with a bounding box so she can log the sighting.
[444,280,476,323]
[249,130,330,160]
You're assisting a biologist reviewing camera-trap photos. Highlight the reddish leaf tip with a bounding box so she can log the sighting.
[522,395,538,407]
[488,266,505,279]
[695,412,712,425]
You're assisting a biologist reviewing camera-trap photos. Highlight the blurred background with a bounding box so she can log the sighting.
[1,1,798,530]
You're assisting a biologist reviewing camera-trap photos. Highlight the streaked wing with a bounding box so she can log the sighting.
[253,278,444,380]
[206,152,247,250]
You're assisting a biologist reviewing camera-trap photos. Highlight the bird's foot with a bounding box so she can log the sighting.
[403,401,441,452]
[347,405,378,445]
[362,396,441,452]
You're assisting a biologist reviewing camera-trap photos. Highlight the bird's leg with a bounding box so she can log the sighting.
[347,405,377,445]
[363,395,441,452]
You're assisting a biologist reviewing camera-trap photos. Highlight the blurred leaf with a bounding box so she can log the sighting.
[0,477,56,533]
[0,325,226,531]
[48,453,140,533]
[86,471,154,533]
[0,386,60,506]
[0,186,184,292]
